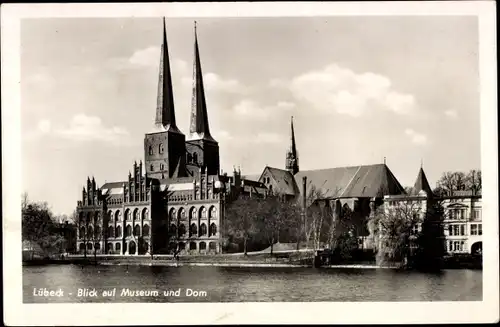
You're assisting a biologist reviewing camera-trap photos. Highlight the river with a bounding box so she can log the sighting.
[23,265,482,302]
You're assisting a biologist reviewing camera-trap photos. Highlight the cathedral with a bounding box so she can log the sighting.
[76,18,436,256]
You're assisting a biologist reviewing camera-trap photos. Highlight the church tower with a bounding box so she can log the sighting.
[144,18,186,180]
[286,116,299,175]
[185,22,220,177]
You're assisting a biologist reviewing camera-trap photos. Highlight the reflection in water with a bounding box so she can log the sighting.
[23,265,482,303]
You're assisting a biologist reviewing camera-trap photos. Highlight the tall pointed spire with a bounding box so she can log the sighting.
[155,17,181,134]
[413,166,433,196]
[188,22,216,143]
[286,116,299,175]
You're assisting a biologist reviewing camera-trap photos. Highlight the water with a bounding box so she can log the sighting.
[23,265,482,302]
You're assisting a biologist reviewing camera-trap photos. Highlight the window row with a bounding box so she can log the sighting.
[448,209,467,220]
[150,163,165,172]
[186,152,199,164]
[79,224,150,239]
[447,240,466,252]
[110,208,149,222]
[470,223,482,236]
[148,144,164,155]
[170,222,217,237]
[169,206,217,220]
[172,241,217,251]
[447,224,467,236]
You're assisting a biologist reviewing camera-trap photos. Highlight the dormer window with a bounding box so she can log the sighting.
[149,146,153,155]
[159,143,164,154]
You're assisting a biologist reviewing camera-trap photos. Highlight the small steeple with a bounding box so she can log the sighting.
[286,116,299,175]
[413,166,433,196]
[155,17,182,134]
[188,21,216,143]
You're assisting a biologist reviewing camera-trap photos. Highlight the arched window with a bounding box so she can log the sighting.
[199,207,207,219]
[178,242,186,250]
[189,207,197,220]
[169,208,176,221]
[193,153,198,164]
[200,223,207,236]
[209,242,217,251]
[143,224,150,236]
[95,226,101,238]
[115,243,121,251]
[79,227,85,238]
[209,223,217,237]
[95,243,101,250]
[125,225,132,237]
[125,209,131,221]
[107,226,114,238]
[86,213,91,225]
[199,242,207,250]
[149,146,153,155]
[142,208,149,220]
[190,223,198,237]
[115,211,121,221]
[134,224,140,236]
[159,143,164,154]
[133,209,138,221]
[107,210,113,220]
[178,208,186,220]
[79,243,85,251]
[209,207,217,219]
[189,242,197,250]
[115,226,122,238]
[178,224,186,237]
[87,243,93,250]
[150,164,154,172]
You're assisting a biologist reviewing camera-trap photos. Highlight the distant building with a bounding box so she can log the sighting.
[441,190,482,254]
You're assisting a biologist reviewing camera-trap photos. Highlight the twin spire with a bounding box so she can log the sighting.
[155,18,216,143]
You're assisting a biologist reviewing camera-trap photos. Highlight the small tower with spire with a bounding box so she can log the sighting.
[144,17,187,180]
[413,163,433,196]
[285,116,299,175]
[185,21,220,178]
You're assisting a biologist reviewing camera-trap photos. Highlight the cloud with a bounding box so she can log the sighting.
[181,71,246,94]
[272,64,416,117]
[128,46,161,67]
[37,119,52,134]
[233,100,295,120]
[54,114,129,144]
[404,128,428,145]
[444,109,458,119]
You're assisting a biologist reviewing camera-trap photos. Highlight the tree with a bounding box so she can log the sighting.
[368,200,423,268]
[435,170,481,196]
[466,170,482,195]
[224,196,263,255]
[22,194,65,259]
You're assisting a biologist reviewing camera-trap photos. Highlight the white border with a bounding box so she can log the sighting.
[2,2,498,325]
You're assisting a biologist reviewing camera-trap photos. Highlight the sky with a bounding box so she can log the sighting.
[21,16,480,215]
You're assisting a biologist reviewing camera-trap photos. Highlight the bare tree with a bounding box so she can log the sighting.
[436,171,468,195]
[466,170,482,195]
[368,200,423,268]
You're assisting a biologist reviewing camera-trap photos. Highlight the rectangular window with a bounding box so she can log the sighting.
[471,224,478,235]
[461,209,466,220]
[460,241,465,252]
[448,241,453,252]
[448,225,452,236]
[478,224,482,235]
[460,224,465,236]
[453,225,459,236]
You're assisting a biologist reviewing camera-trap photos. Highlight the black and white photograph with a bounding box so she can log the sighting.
[2,1,498,325]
